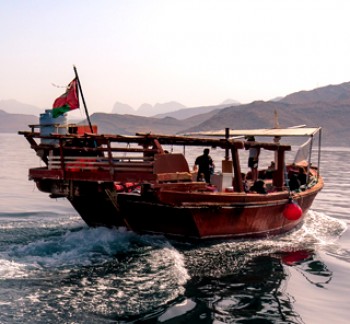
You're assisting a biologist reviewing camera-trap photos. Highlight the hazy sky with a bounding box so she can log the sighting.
[1,0,350,116]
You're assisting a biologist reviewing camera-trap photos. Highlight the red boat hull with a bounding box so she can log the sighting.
[117,180,322,239]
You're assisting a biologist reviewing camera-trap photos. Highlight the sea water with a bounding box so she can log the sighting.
[0,133,349,323]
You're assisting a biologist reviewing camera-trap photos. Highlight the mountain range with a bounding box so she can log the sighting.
[111,99,240,117]
[3,82,350,146]
[112,101,187,116]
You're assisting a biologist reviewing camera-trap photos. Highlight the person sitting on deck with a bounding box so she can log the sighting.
[194,148,214,184]
[250,180,267,194]
[198,173,206,182]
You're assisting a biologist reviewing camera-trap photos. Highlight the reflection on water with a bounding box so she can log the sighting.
[283,251,332,288]
[142,209,344,323]
[185,255,292,323]
[152,253,333,323]
[138,248,333,323]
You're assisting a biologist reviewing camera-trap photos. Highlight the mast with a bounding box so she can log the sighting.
[225,127,230,160]
[73,65,94,133]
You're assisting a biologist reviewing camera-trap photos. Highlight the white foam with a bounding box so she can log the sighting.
[0,257,30,278]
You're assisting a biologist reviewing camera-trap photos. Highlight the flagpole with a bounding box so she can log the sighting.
[73,65,94,133]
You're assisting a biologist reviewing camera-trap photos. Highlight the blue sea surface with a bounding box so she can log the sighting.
[0,133,349,323]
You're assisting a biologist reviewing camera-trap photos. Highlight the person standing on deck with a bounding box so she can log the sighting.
[246,136,260,182]
[194,148,214,184]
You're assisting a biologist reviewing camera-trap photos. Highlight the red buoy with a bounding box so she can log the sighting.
[283,201,303,220]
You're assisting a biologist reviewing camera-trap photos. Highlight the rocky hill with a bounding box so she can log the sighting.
[180,100,349,146]
[280,82,350,105]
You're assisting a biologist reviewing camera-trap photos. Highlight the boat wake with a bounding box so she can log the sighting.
[0,226,189,322]
[176,210,347,279]
[0,210,346,322]
[286,210,347,244]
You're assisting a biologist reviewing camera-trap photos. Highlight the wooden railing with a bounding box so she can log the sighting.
[48,155,154,173]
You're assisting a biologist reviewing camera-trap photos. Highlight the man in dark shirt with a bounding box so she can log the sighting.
[194,148,214,183]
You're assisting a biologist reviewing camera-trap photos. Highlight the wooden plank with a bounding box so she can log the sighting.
[29,167,157,182]
[157,172,192,182]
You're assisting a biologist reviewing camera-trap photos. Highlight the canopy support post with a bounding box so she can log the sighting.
[231,147,243,192]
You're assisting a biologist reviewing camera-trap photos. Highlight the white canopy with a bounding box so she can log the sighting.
[186,127,321,138]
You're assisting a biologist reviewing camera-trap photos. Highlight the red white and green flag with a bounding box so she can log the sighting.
[52,78,80,118]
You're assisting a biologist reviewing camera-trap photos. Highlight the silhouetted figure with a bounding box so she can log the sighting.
[194,148,214,184]
[298,168,307,186]
[289,173,301,191]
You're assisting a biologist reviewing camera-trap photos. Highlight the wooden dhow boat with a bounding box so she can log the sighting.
[19,120,323,240]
